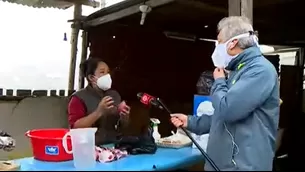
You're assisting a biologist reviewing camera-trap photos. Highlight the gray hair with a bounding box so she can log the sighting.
[217,16,256,49]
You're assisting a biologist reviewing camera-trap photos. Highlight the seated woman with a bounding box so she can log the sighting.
[68,58,130,145]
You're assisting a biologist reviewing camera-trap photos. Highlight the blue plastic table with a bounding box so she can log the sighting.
[14,147,203,171]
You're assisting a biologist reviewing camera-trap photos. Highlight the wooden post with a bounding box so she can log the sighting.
[241,0,253,24]
[228,0,253,24]
[228,0,241,16]
[68,3,82,91]
[78,30,89,90]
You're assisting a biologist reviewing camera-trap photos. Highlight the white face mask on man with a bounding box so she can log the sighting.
[96,74,112,91]
[211,33,258,68]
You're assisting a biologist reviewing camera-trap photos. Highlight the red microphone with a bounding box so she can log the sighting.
[137,93,161,108]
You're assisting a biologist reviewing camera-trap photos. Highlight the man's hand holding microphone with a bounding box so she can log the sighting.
[169,68,224,129]
[170,113,188,128]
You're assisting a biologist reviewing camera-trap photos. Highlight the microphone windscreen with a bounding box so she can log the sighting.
[136,92,143,99]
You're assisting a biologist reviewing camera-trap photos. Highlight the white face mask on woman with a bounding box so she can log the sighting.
[211,33,258,68]
[96,74,112,91]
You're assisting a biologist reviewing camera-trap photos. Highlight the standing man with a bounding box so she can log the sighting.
[171,16,279,171]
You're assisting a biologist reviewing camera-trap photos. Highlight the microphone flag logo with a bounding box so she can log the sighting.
[140,93,153,105]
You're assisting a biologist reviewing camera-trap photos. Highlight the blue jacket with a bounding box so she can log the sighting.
[187,47,279,171]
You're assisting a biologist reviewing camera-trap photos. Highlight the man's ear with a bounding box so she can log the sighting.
[228,39,238,50]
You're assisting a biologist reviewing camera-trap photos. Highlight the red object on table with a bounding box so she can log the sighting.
[25,128,73,162]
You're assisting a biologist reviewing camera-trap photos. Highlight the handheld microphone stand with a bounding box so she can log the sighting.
[156,98,220,171]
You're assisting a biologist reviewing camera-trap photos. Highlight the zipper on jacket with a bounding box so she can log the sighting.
[232,159,237,166]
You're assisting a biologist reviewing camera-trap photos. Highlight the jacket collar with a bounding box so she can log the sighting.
[226,46,262,71]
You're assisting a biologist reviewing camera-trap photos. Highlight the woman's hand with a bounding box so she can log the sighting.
[98,96,114,113]
[118,101,131,116]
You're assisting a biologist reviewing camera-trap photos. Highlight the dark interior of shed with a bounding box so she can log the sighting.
[84,0,305,169]
[86,0,305,107]
[86,0,305,101]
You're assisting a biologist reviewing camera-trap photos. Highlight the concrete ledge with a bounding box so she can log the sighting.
[0,89,77,101]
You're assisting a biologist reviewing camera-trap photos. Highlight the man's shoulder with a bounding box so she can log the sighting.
[245,56,278,78]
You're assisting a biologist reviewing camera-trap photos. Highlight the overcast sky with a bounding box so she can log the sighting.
[0,0,125,90]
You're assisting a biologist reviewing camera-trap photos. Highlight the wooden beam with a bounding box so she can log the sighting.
[84,0,174,27]
[177,0,227,14]
[55,0,100,7]
[67,16,87,23]
[228,0,253,24]
[68,4,82,91]
[78,31,89,89]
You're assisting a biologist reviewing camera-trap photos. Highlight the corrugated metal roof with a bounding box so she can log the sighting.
[1,0,73,9]
[85,0,141,21]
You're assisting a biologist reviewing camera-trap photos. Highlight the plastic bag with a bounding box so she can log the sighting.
[196,71,215,95]
[0,130,15,152]
[114,126,157,155]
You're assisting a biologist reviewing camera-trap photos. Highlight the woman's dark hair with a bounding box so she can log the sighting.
[80,58,105,79]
